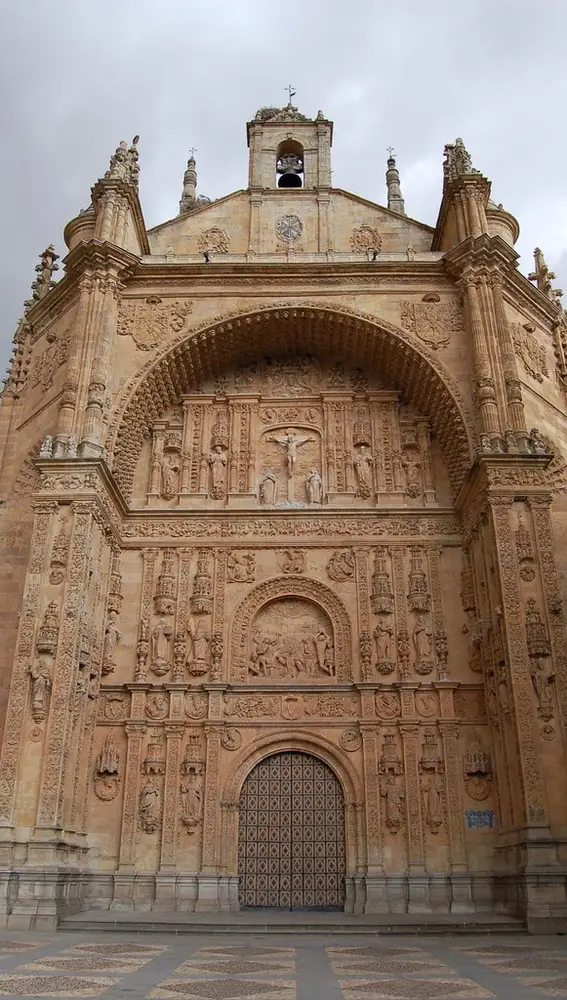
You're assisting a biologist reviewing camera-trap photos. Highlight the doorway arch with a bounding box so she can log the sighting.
[237,749,346,910]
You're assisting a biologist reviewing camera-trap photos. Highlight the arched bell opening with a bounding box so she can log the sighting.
[276,139,304,188]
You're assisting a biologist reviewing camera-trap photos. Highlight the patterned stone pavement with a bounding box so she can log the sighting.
[0,932,566,998]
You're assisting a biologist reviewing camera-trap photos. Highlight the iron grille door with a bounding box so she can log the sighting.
[238,750,346,909]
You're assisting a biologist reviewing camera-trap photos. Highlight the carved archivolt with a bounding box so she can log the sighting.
[230,575,352,681]
[108,302,473,498]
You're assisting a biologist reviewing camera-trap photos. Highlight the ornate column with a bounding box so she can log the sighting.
[54,276,92,451]
[80,266,126,457]
[462,274,502,441]
[490,273,529,446]
[154,725,183,909]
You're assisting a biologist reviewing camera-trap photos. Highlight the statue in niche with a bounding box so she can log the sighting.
[160,452,180,500]
[102,610,121,675]
[401,448,421,498]
[267,429,314,477]
[139,777,161,834]
[374,619,394,661]
[423,773,443,833]
[208,445,227,499]
[180,770,203,832]
[259,470,277,505]
[187,618,211,675]
[413,615,433,660]
[306,468,323,505]
[28,660,51,722]
[151,619,173,675]
[380,775,404,834]
[530,658,555,721]
[353,446,374,498]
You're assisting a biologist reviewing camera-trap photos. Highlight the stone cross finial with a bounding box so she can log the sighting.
[529,247,563,305]
[285,84,296,105]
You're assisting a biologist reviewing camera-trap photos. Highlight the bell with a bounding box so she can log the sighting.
[278,171,302,188]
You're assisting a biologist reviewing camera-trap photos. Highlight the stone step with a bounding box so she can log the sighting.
[59,910,526,935]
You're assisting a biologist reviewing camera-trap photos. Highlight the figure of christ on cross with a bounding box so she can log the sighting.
[267,428,314,478]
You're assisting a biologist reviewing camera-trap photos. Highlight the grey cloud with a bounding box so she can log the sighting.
[1,0,566,372]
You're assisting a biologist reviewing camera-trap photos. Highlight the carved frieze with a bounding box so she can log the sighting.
[117,297,193,350]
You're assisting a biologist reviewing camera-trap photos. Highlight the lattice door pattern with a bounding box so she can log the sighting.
[238,751,346,909]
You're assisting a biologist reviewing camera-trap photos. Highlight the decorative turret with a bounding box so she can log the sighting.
[432,136,491,250]
[179,152,197,214]
[104,136,140,189]
[385,149,405,215]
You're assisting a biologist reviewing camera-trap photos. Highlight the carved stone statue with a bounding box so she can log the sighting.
[401,450,421,497]
[39,435,54,458]
[353,445,374,498]
[151,619,173,676]
[306,468,323,504]
[529,427,548,455]
[250,631,277,676]
[160,452,180,499]
[28,660,51,722]
[208,444,227,498]
[259,470,277,505]
[380,775,404,833]
[413,615,433,660]
[139,777,161,833]
[374,620,393,661]
[102,610,121,676]
[180,771,203,832]
[187,618,211,675]
[531,658,555,721]
[267,429,314,477]
[423,773,443,833]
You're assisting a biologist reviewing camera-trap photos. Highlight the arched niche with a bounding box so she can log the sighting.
[230,574,352,682]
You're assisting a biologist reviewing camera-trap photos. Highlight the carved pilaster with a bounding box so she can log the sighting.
[439,723,466,869]
[428,547,449,680]
[400,725,425,871]
[211,549,227,682]
[200,725,221,872]
[0,502,57,825]
[159,726,183,870]
[392,547,409,680]
[116,723,146,869]
[36,502,95,830]
[361,727,382,873]
[136,549,158,681]
[354,548,372,680]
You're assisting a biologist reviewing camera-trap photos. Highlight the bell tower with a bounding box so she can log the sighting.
[247,100,333,191]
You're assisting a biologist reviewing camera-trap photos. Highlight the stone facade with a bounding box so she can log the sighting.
[1,108,567,930]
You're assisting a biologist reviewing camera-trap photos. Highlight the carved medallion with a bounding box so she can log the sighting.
[340,729,362,751]
[197,227,230,254]
[275,214,303,242]
[327,549,355,582]
[375,691,400,719]
[221,727,242,751]
[350,225,382,253]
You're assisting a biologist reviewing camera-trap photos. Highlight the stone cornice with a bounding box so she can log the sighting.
[443,234,519,279]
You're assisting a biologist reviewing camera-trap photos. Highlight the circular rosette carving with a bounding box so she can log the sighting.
[340,729,362,752]
[221,727,242,751]
[276,214,303,242]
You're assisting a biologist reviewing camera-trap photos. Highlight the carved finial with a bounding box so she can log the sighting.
[179,152,198,214]
[24,245,59,313]
[528,247,563,305]
[104,136,140,188]
[443,137,479,183]
[385,149,405,216]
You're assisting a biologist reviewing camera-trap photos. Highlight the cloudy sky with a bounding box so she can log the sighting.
[1,0,566,372]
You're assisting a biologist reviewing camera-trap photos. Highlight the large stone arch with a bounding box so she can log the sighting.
[218,729,364,877]
[230,574,352,681]
[107,300,474,497]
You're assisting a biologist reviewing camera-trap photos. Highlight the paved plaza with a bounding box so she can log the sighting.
[0,932,566,998]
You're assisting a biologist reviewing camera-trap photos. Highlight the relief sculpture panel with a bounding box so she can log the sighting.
[249,598,334,680]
